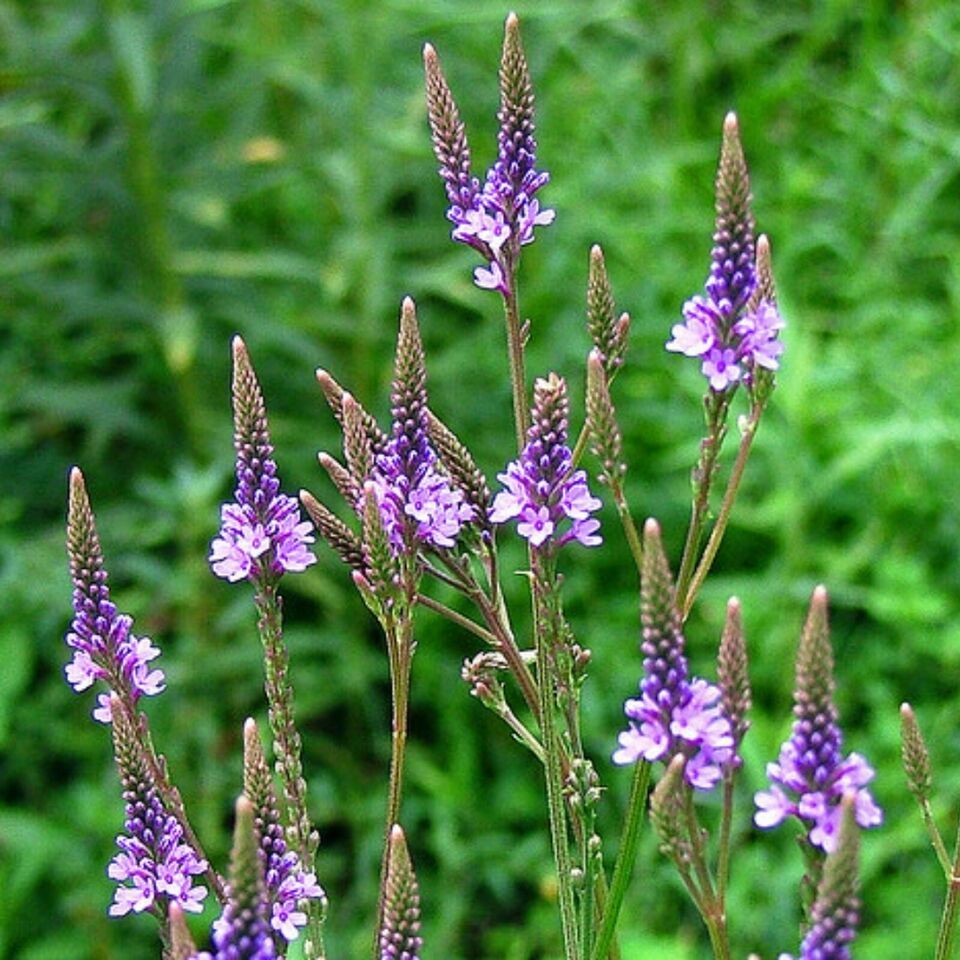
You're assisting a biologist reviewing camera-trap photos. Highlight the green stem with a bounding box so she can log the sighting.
[503,283,530,453]
[612,482,643,581]
[919,797,952,878]
[533,553,580,960]
[681,402,763,619]
[591,761,651,960]
[716,774,735,904]
[934,818,960,960]
[414,592,498,645]
[373,614,413,960]
[675,393,731,613]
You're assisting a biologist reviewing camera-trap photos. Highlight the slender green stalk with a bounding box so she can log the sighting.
[920,799,953,878]
[612,484,643,581]
[414,592,498,645]
[503,282,531,452]
[716,775,735,903]
[935,818,960,960]
[681,401,763,619]
[675,393,731,612]
[591,761,651,960]
[533,554,580,960]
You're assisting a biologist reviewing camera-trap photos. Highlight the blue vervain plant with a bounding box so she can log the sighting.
[60,11,956,960]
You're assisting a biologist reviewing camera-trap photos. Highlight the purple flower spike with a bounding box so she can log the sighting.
[489,373,602,552]
[754,586,882,853]
[612,519,735,791]
[666,115,784,392]
[424,14,554,296]
[369,298,473,555]
[64,468,166,724]
[209,338,316,584]
[108,697,208,919]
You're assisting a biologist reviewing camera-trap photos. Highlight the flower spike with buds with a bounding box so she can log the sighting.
[754,586,882,853]
[489,373,602,550]
[64,467,165,724]
[379,825,423,960]
[612,519,734,790]
[107,697,208,918]
[424,13,554,296]
[666,113,784,391]
[209,337,316,583]
[368,298,474,554]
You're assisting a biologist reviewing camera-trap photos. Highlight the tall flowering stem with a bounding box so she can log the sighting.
[65,468,223,905]
[209,337,324,957]
[671,114,784,615]
[425,13,555,452]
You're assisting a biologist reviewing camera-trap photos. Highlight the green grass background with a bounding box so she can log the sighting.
[3,0,960,956]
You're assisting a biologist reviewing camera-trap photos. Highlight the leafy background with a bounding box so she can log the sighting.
[2,0,960,956]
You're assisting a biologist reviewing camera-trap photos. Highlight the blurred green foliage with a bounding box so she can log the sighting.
[2,0,960,956]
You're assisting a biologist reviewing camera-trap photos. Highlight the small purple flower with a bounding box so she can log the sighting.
[64,469,167,724]
[612,520,735,791]
[489,374,602,552]
[210,338,316,585]
[753,586,882,853]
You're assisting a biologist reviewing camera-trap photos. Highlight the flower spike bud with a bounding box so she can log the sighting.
[798,794,862,959]
[167,903,198,960]
[709,111,756,329]
[717,596,751,752]
[650,754,691,862]
[498,12,537,203]
[423,42,477,214]
[343,393,375,485]
[900,702,933,802]
[640,519,680,658]
[753,233,777,307]
[586,348,625,488]
[379,824,423,960]
[299,489,365,570]
[362,481,399,598]
[316,368,388,453]
[213,796,275,958]
[587,245,627,374]
[426,409,492,529]
[392,298,429,446]
[318,451,360,506]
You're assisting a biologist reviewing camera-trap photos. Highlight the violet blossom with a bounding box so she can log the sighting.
[754,586,882,853]
[613,519,735,791]
[666,113,784,391]
[209,338,316,584]
[64,467,165,724]
[489,373,601,551]
[424,14,554,297]
[369,298,473,555]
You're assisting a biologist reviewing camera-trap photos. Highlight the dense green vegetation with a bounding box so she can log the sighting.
[3,0,960,956]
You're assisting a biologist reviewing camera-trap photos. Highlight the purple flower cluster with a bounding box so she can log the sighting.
[65,469,165,724]
[614,673,734,791]
[667,297,784,392]
[210,339,316,584]
[370,444,474,554]
[108,783,208,917]
[210,495,316,583]
[754,740,881,854]
[490,374,601,550]
[255,807,326,943]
